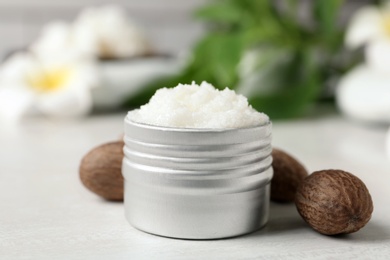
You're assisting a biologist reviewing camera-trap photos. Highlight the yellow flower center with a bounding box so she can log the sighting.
[382,14,390,36]
[26,67,72,93]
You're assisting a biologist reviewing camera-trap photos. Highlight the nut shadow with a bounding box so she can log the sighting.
[324,221,390,243]
[247,203,390,243]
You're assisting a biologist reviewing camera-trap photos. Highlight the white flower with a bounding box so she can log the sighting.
[73,5,151,58]
[365,38,390,73]
[338,2,390,123]
[0,52,97,123]
[346,3,390,73]
[336,65,390,123]
[386,128,390,159]
[345,2,390,48]
[30,5,151,59]
[0,88,33,124]
[30,21,86,60]
[341,3,390,157]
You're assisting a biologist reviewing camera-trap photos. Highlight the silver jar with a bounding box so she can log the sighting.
[122,113,273,239]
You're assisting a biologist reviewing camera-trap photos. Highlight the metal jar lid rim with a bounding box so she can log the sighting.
[125,115,270,132]
[125,114,272,145]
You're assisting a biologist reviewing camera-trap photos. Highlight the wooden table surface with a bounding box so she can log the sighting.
[1,113,389,259]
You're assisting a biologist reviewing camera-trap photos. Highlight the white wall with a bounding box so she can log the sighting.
[0,0,207,59]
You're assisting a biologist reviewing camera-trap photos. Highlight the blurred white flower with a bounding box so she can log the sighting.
[73,5,151,58]
[386,128,390,159]
[346,3,390,73]
[30,21,92,60]
[338,2,390,124]
[342,2,390,158]
[0,52,97,123]
[30,5,151,59]
[345,6,387,48]
[365,38,390,73]
[0,88,33,123]
[336,65,390,123]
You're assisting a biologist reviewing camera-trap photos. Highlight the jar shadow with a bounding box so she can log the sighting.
[245,202,307,237]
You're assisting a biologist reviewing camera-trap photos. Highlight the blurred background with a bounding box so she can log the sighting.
[0,0,207,58]
[1,0,389,126]
[0,0,373,58]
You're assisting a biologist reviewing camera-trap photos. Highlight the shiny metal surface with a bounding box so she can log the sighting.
[123,115,273,239]
[124,116,272,145]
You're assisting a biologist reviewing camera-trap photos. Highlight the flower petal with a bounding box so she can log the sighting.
[0,87,34,124]
[65,59,99,90]
[0,52,36,84]
[72,5,151,58]
[386,127,390,160]
[366,37,390,73]
[36,87,93,117]
[30,21,72,58]
[345,6,383,49]
[336,65,390,123]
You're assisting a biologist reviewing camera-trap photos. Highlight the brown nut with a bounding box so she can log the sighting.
[79,141,124,201]
[295,169,373,235]
[271,148,308,203]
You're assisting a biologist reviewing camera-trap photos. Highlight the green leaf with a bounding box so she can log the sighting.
[195,2,242,24]
[245,48,321,119]
[182,32,245,88]
[314,0,344,37]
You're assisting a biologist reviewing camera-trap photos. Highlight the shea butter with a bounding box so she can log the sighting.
[128,81,268,129]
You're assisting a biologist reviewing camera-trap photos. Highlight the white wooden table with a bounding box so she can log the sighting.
[1,113,390,259]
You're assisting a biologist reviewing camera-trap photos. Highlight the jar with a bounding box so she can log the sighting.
[122,114,273,239]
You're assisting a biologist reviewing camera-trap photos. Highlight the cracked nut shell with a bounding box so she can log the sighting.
[295,169,373,235]
[271,148,308,202]
[79,141,124,201]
